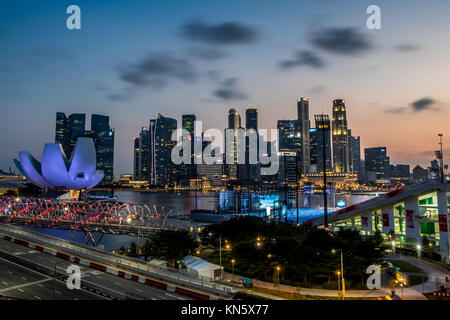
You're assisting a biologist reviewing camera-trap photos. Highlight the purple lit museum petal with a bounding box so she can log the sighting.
[86,173,105,189]
[68,137,103,189]
[18,151,55,189]
[41,143,71,187]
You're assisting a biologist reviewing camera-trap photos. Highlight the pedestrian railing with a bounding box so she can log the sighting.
[0,224,234,296]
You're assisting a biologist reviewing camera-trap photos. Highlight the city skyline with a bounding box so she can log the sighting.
[2,0,450,177]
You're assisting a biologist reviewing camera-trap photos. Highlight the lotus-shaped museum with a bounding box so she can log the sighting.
[14,137,104,190]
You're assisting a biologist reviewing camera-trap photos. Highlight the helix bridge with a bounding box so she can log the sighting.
[0,196,199,245]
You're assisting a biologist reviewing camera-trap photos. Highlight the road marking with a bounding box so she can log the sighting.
[21,277,28,281]
[165,293,186,300]
[135,288,143,292]
[1,281,7,285]
[151,297,157,300]
[18,289,24,292]
[55,290,61,294]
[34,296,41,300]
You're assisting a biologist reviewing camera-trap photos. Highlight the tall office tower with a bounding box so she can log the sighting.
[245,105,258,130]
[137,127,150,181]
[278,120,301,152]
[228,108,241,129]
[364,147,390,183]
[226,108,241,181]
[309,128,318,173]
[390,164,411,184]
[55,112,86,157]
[181,114,197,182]
[244,105,259,183]
[151,113,177,186]
[91,114,115,182]
[68,113,86,154]
[133,137,140,180]
[297,97,310,175]
[314,115,332,173]
[332,99,349,173]
[348,129,361,177]
[55,112,70,157]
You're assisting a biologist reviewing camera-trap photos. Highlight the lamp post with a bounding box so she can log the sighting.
[210,232,224,280]
[276,266,281,291]
[219,234,222,279]
[231,259,236,281]
[332,249,345,300]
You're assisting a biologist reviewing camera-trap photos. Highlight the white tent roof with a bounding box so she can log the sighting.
[182,256,221,278]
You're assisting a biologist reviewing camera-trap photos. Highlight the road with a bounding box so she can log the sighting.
[0,239,189,301]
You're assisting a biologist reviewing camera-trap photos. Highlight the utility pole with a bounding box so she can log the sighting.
[296,153,299,225]
[439,134,445,183]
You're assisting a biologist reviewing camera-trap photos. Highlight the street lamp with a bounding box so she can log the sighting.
[391,240,396,254]
[209,232,224,279]
[336,270,341,291]
[231,259,236,281]
[332,249,345,300]
[276,266,281,291]
[417,244,421,258]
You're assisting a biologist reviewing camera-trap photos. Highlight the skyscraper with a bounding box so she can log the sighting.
[55,113,86,157]
[55,112,70,157]
[226,108,241,181]
[314,115,332,173]
[244,106,259,183]
[332,99,349,173]
[181,114,197,182]
[309,128,318,173]
[68,113,86,154]
[152,113,177,186]
[348,130,361,177]
[133,137,140,180]
[91,114,115,183]
[278,120,301,152]
[364,147,390,182]
[297,97,310,175]
[245,105,258,131]
[137,127,151,181]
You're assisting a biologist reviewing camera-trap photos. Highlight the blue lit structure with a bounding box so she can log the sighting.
[14,137,104,190]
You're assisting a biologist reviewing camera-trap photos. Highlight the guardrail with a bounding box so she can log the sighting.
[0,224,234,297]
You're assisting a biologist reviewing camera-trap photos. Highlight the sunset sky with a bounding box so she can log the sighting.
[1,0,450,177]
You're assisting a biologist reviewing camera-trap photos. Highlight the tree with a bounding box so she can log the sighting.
[148,230,198,268]
[142,239,152,260]
[129,241,138,258]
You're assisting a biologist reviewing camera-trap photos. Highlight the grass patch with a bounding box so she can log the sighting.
[409,275,428,286]
[387,260,423,273]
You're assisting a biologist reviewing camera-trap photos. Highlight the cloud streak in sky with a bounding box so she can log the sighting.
[213,77,247,100]
[181,20,259,45]
[385,97,440,114]
[279,50,325,69]
[309,27,373,55]
[117,53,196,89]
